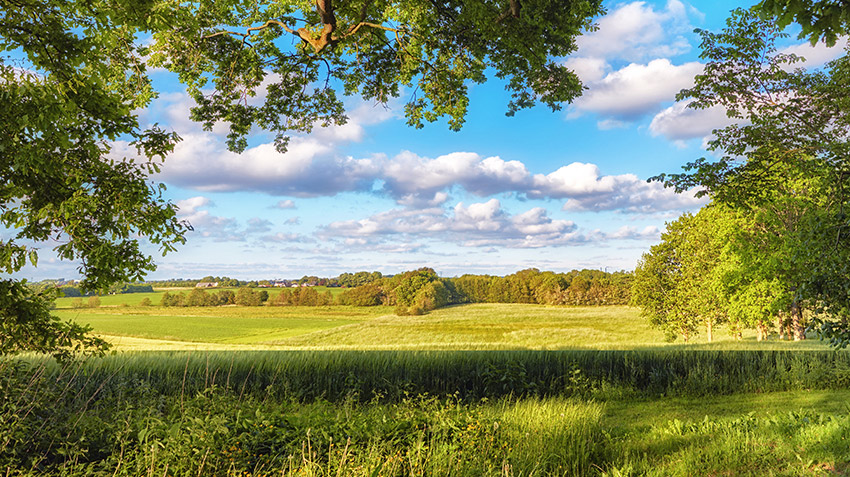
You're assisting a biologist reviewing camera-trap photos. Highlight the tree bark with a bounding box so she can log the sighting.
[790,301,805,341]
[706,318,713,343]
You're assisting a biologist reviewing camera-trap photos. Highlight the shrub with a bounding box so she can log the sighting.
[139,298,151,307]
[87,296,100,308]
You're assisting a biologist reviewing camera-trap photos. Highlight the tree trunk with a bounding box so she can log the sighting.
[756,322,770,342]
[790,301,805,341]
[777,314,786,340]
[706,318,713,343]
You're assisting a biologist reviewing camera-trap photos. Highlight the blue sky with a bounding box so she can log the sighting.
[17,0,849,280]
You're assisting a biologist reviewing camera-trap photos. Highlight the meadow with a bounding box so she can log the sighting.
[5,299,850,475]
[54,297,831,351]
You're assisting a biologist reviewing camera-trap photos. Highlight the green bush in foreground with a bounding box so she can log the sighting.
[0,360,604,476]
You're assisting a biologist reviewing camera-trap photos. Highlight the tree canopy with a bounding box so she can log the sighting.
[754,0,850,46]
[148,0,604,152]
[645,9,850,345]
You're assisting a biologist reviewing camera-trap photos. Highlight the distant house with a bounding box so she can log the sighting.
[196,282,219,288]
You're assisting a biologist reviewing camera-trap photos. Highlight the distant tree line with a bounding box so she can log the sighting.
[338,268,632,315]
[59,283,153,297]
[146,272,384,289]
[154,269,630,313]
[336,271,383,288]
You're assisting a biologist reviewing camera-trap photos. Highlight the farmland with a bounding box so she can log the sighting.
[4,300,849,475]
[53,294,831,351]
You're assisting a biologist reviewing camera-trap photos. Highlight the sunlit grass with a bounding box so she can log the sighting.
[57,303,834,351]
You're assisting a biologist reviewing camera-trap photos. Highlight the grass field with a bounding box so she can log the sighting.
[54,302,833,351]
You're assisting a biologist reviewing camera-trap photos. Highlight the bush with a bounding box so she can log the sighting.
[139,298,151,307]
[87,296,100,308]
[71,298,84,309]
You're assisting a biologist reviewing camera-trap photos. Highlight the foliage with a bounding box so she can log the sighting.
[337,271,383,288]
[0,280,108,361]
[270,287,333,306]
[4,354,850,475]
[632,206,742,342]
[0,0,192,358]
[754,0,850,45]
[337,282,385,306]
[147,0,604,152]
[651,9,850,346]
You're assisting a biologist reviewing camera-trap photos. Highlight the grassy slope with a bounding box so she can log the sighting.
[55,305,391,347]
[56,303,833,351]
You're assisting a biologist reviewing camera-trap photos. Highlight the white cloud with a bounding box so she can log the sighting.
[573,59,703,120]
[272,200,296,209]
[530,162,706,213]
[608,225,661,240]
[574,0,692,63]
[175,196,211,216]
[780,38,848,69]
[381,151,531,201]
[563,56,609,83]
[156,133,382,196]
[649,100,734,142]
[320,200,583,249]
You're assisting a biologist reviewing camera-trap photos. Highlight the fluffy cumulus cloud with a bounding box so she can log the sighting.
[166,150,705,215]
[563,1,704,124]
[529,163,705,212]
[572,59,703,120]
[155,133,382,197]
[381,151,531,203]
[649,100,733,142]
[318,200,671,252]
[573,0,692,63]
[319,199,585,249]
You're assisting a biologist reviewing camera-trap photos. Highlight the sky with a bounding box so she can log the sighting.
[14,0,850,281]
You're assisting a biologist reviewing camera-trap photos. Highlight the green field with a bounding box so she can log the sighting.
[55,302,833,351]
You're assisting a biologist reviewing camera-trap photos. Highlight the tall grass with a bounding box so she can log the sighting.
[22,349,850,402]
